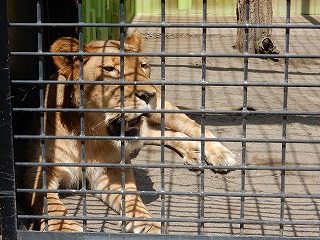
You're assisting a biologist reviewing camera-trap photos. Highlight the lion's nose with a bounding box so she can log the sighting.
[135,91,155,104]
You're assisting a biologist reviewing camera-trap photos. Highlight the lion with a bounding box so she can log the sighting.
[22,32,236,234]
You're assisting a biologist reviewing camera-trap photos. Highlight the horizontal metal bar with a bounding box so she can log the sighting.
[10,79,320,88]
[0,191,15,196]
[7,108,283,116]
[16,214,320,226]
[15,161,320,172]
[8,22,320,29]
[11,107,320,117]
[9,51,320,59]
[15,187,320,199]
[12,133,320,144]
[13,134,320,144]
[16,231,320,240]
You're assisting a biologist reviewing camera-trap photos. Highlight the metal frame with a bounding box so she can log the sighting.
[0,0,18,239]
[1,0,320,239]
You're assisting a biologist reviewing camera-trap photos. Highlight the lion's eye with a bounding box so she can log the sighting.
[141,63,148,69]
[101,66,115,72]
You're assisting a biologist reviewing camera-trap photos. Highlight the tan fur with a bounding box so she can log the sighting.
[23,32,236,233]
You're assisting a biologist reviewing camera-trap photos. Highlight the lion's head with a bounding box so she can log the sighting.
[50,32,157,138]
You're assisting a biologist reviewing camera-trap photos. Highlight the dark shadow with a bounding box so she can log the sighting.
[42,0,79,78]
[58,169,158,200]
[188,114,320,127]
[151,63,320,76]
[134,169,159,204]
[302,15,320,25]
[16,200,33,230]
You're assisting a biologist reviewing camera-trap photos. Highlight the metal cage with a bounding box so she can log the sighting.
[1,0,320,239]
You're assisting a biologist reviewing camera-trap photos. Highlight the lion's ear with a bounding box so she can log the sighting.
[50,37,81,69]
[124,31,144,52]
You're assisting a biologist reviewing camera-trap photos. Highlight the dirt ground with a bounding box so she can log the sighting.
[23,15,320,238]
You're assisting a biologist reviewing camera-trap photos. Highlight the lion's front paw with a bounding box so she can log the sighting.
[126,220,161,234]
[183,142,236,172]
[205,142,236,171]
[183,151,202,166]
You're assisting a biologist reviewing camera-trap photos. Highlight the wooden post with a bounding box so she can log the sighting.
[235,0,280,55]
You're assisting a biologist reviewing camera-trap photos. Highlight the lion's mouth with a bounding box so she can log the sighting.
[107,115,144,137]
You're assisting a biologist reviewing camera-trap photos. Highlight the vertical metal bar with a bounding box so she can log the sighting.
[119,0,126,233]
[36,0,49,231]
[240,0,250,235]
[0,0,18,239]
[280,0,291,236]
[160,0,166,234]
[77,0,88,231]
[199,0,207,235]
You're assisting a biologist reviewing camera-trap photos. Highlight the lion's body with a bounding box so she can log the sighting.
[22,32,236,233]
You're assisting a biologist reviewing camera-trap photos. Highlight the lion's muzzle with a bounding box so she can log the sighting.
[107,115,145,137]
[135,91,155,105]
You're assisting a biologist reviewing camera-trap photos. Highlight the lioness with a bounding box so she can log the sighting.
[23,32,236,234]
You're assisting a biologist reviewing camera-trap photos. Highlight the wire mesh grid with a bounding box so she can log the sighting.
[1,0,320,239]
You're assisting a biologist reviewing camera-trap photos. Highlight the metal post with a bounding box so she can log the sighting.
[0,0,18,239]
[160,0,166,234]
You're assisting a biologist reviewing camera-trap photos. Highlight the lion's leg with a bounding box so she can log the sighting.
[39,192,83,232]
[87,167,161,233]
[141,123,203,166]
[147,93,236,169]
[24,166,83,232]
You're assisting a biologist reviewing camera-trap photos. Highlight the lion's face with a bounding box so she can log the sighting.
[50,32,157,138]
